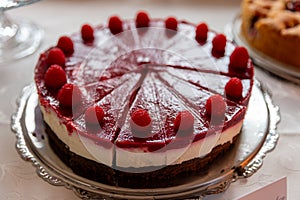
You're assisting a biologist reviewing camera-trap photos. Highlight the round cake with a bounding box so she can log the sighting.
[34,11,254,188]
[241,0,300,67]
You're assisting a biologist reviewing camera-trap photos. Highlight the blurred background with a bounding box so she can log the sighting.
[1,1,299,199]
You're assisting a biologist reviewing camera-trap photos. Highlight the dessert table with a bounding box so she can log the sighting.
[1,0,299,199]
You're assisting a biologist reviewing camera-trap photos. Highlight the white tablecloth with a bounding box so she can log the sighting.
[1,0,299,199]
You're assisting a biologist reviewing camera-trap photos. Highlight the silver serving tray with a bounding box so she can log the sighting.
[11,81,280,200]
[225,15,300,85]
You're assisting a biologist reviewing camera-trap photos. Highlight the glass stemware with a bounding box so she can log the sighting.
[0,0,43,64]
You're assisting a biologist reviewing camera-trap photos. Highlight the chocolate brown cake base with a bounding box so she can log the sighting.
[45,122,238,189]
[45,123,116,186]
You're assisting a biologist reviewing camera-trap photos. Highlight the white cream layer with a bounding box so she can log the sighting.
[41,104,243,168]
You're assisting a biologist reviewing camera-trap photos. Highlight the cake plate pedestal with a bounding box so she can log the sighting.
[11,80,280,200]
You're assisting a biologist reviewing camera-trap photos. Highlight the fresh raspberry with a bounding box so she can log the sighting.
[225,77,243,99]
[229,46,249,70]
[44,65,67,89]
[130,108,152,137]
[136,11,150,28]
[131,108,151,127]
[165,17,178,31]
[212,34,227,52]
[205,94,226,117]
[57,83,82,107]
[81,24,94,42]
[57,36,74,56]
[46,48,66,67]
[195,23,208,43]
[174,110,194,132]
[85,105,105,125]
[108,15,123,35]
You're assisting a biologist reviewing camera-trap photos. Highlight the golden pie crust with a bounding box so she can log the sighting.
[241,0,300,67]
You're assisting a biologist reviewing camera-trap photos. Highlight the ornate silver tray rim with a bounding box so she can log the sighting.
[11,81,280,200]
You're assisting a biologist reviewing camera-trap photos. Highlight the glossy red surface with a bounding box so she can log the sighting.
[35,19,254,152]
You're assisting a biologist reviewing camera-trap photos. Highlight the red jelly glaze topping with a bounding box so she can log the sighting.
[130,108,151,127]
[108,15,123,35]
[165,17,178,31]
[205,94,226,117]
[44,65,67,89]
[34,18,254,148]
[229,46,249,70]
[57,83,82,107]
[195,23,208,43]
[81,24,94,42]
[174,110,194,132]
[136,11,150,28]
[85,105,105,125]
[225,77,243,99]
[212,34,227,52]
[57,36,74,56]
[46,48,66,67]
